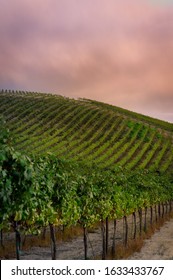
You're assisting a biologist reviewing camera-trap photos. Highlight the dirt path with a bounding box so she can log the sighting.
[128,218,173,260]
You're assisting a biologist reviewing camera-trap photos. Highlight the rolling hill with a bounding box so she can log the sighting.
[0,89,173,173]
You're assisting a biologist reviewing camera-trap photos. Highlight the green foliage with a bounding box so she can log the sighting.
[0,109,173,238]
[0,145,173,233]
[0,90,173,173]
[0,116,10,147]
[0,125,36,230]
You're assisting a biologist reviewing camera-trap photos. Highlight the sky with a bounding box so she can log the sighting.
[0,0,173,123]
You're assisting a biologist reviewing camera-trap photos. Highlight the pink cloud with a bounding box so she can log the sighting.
[0,0,173,122]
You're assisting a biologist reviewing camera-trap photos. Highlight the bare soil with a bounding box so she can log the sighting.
[1,206,173,260]
[128,218,173,260]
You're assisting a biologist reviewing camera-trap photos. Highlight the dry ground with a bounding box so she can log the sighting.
[128,218,173,260]
[1,207,173,260]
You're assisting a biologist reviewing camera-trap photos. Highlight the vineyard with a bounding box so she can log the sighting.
[0,90,173,172]
[0,90,173,260]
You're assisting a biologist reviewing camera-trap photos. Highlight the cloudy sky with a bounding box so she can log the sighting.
[0,0,173,122]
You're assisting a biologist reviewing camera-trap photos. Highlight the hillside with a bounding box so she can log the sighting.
[0,89,173,173]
